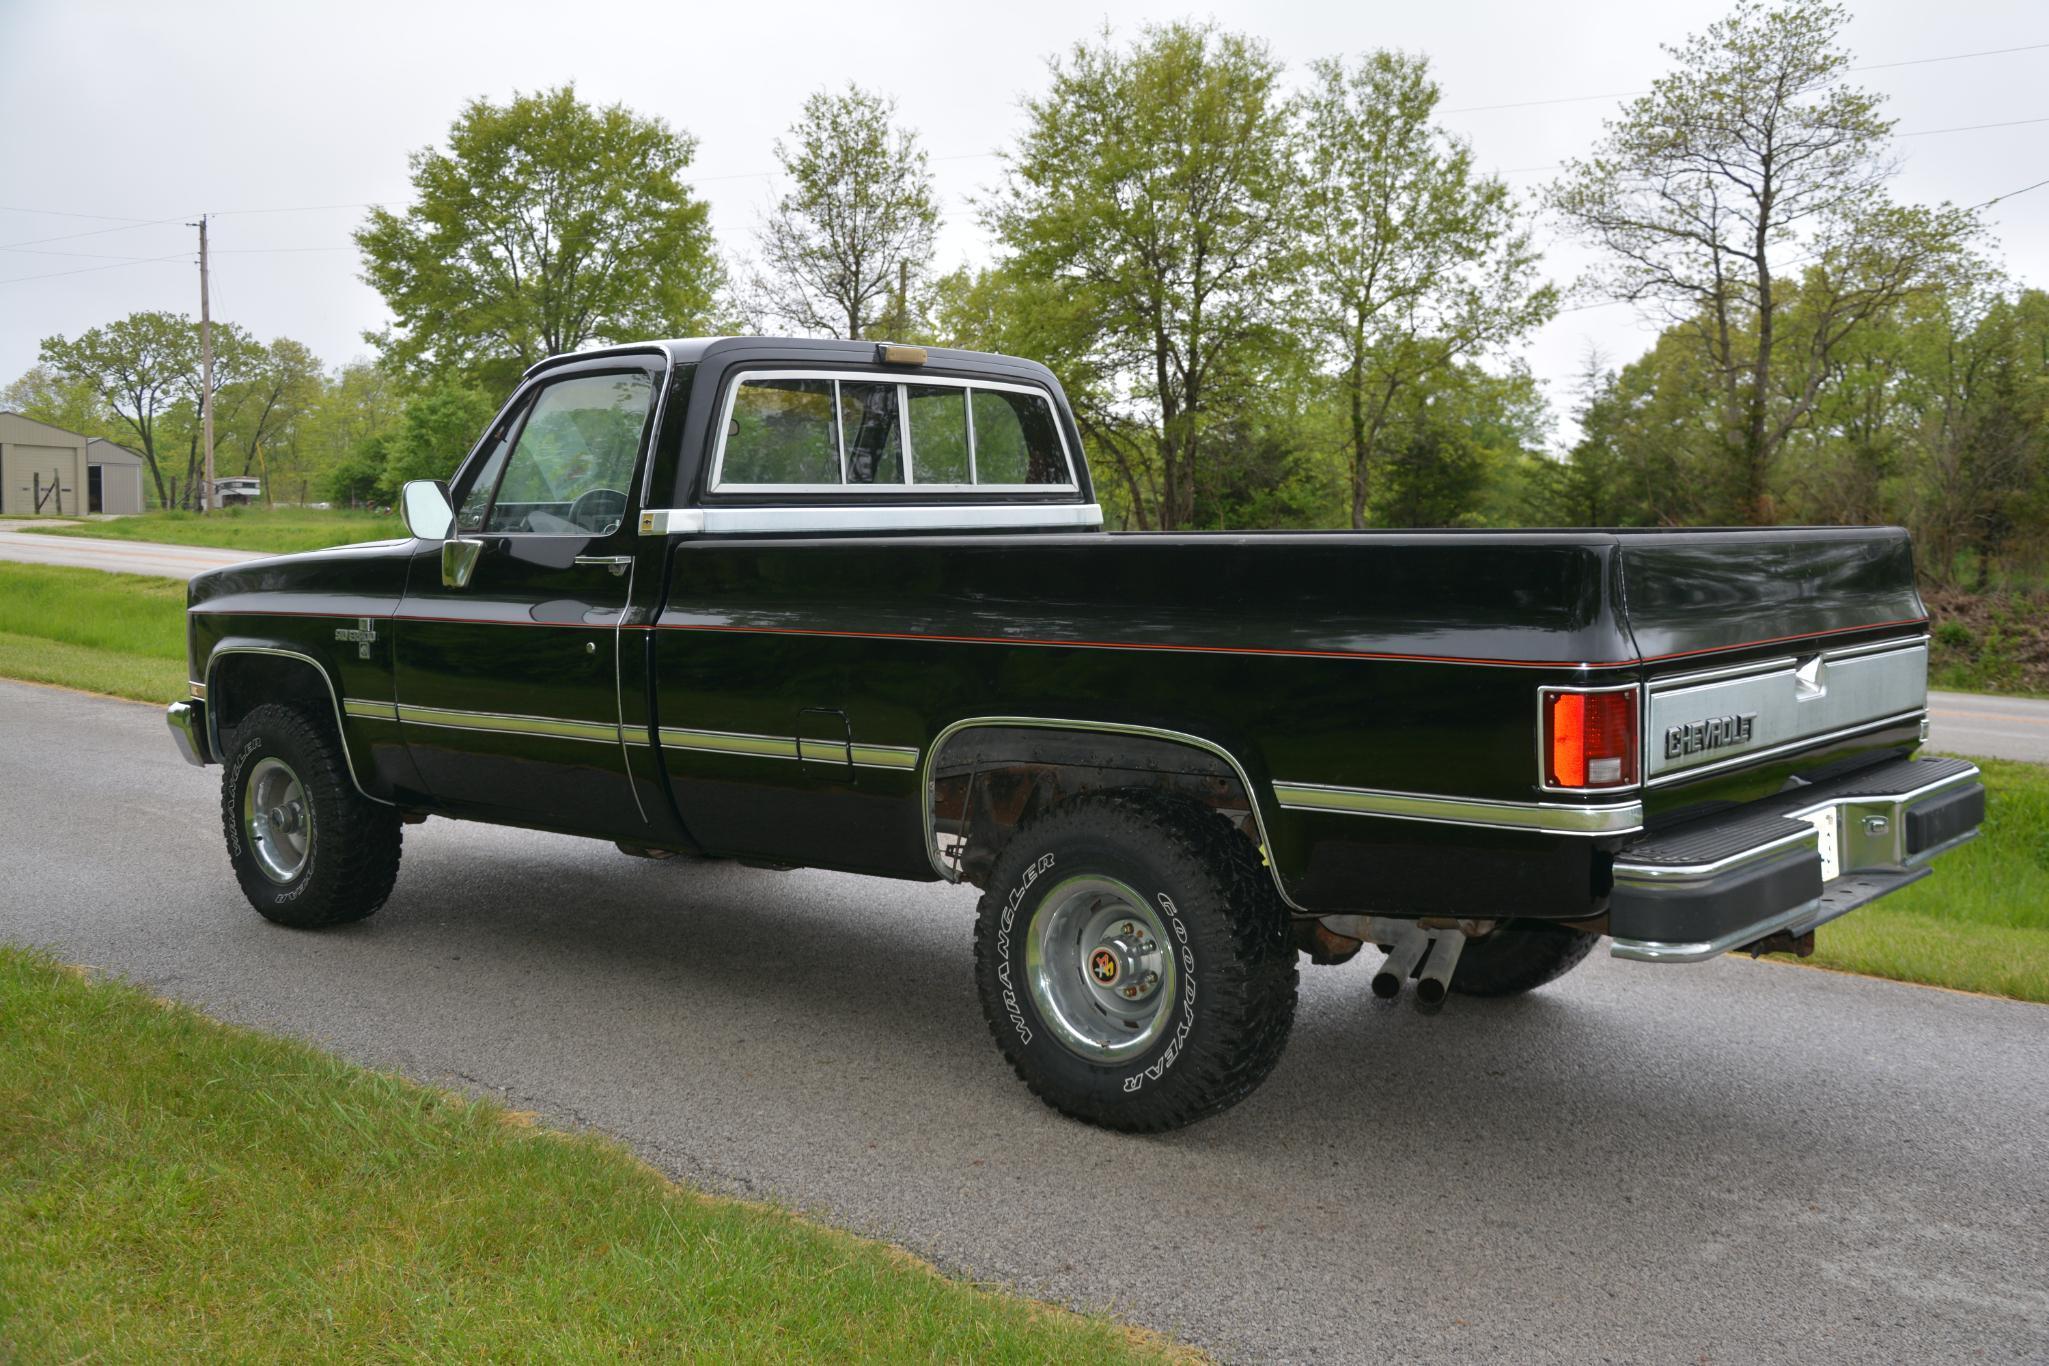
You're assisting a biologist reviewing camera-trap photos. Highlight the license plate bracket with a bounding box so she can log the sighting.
[1800,807,1841,882]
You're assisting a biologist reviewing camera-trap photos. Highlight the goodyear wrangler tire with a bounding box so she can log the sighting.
[972,792,1297,1132]
[221,702,402,928]
[1448,921,1600,997]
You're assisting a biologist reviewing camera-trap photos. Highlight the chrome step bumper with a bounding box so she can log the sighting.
[1608,756,1983,963]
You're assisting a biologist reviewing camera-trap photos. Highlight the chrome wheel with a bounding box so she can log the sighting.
[1024,875,1177,1062]
[243,756,312,884]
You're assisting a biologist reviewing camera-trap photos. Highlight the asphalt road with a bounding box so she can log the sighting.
[0,522,261,579]
[1929,690,2049,766]
[3,679,2046,1364]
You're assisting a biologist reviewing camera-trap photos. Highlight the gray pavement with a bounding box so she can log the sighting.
[2,678,2046,1363]
[1929,690,2049,766]
[0,522,264,579]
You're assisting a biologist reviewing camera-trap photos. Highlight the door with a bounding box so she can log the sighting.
[88,465,103,513]
[393,365,658,835]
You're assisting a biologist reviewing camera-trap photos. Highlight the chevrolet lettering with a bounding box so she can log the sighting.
[165,336,1986,1132]
[1666,712,1757,758]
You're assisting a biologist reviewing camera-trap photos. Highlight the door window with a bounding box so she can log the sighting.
[477,372,653,534]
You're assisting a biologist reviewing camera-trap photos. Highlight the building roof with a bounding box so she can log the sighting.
[85,436,145,466]
[0,410,91,446]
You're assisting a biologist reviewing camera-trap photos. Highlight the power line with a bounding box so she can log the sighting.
[1898,115,2049,137]
[0,216,188,252]
[0,252,190,287]
[1441,39,2049,116]
[0,205,159,223]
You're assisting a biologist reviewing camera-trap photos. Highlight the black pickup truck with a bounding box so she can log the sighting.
[167,337,1985,1131]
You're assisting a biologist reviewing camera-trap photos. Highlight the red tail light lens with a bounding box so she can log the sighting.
[1543,688,1638,789]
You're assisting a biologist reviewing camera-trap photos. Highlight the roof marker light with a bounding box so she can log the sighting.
[875,343,927,366]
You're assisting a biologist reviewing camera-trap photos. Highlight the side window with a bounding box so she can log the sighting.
[724,379,839,484]
[485,372,653,534]
[970,389,1068,485]
[906,386,969,484]
[838,382,903,484]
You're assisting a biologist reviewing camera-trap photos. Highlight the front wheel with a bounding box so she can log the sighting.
[973,792,1297,1132]
[221,702,402,928]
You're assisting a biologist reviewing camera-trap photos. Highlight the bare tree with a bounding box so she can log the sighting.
[1548,0,1975,522]
[751,85,940,340]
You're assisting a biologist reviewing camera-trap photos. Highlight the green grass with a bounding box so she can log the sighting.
[1761,757,2049,1002]
[0,946,1179,1362]
[0,563,188,702]
[26,505,404,555]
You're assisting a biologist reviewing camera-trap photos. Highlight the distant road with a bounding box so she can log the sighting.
[0,523,263,579]
[1928,690,2049,766]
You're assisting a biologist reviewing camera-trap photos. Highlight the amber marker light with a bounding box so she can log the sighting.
[1542,688,1638,789]
[875,343,927,365]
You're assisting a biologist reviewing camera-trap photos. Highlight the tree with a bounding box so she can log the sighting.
[357,85,722,393]
[1548,0,1976,522]
[1,365,116,441]
[379,382,499,497]
[750,85,940,340]
[218,338,323,499]
[1299,51,1555,527]
[989,22,1300,529]
[40,311,200,507]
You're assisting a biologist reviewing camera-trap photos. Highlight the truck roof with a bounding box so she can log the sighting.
[524,336,1060,390]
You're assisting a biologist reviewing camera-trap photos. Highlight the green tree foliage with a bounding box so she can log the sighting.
[1548,0,1978,522]
[1,366,117,442]
[356,85,721,393]
[989,22,1300,529]
[1298,51,1555,527]
[38,311,198,507]
[216,338,324,494]
[379,383,500,497]
[750,85,940,340]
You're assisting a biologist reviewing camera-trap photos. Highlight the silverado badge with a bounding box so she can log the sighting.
[334,618,378,660]
[1665,712,1757,759]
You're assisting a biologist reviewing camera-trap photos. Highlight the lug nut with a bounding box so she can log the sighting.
[1122,985,1139,998]
[1121,922,1135,935]
[1144,971,1158,989]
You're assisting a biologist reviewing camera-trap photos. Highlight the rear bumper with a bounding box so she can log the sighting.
[166,699,212,767]
[1608,756,1983,963]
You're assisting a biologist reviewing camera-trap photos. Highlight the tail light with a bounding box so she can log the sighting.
[1542,687,1638,789]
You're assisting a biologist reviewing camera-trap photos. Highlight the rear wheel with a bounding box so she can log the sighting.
[972,792,1297,1132]
[221,702,402,928]
[1449,920,1600,997]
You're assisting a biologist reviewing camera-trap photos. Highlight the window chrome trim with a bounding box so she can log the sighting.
[639,503,1104,536]
[1272,781,1644,835]
[707,368,1080,495]
[920,715,1310,912]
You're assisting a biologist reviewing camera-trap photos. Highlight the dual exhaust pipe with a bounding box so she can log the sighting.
[1369,923,1466,1013]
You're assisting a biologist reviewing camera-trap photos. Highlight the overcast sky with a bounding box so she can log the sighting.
[3,0,2044,449]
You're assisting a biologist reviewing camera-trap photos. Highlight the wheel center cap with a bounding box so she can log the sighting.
[1088,947,1122,985]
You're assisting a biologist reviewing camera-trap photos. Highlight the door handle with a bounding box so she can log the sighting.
[575,555,633,577]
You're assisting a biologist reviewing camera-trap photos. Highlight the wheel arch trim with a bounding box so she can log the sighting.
[919,715,1305,912]
[202,645,391,806]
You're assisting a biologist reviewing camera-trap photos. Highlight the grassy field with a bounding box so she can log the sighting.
[0,563,188,703]
[1761,756,2049,1002]
[0,947,1176,1362]
[27,506,403,555]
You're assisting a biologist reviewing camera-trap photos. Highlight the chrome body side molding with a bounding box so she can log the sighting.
[1272,781,1644,836]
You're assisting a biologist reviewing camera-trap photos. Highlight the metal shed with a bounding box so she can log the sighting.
[85,437,148,514]
[0,411,88,517]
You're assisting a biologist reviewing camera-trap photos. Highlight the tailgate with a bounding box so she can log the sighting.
[1616,528,1930,786]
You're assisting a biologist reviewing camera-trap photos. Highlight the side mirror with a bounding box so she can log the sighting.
[400,479,455,541]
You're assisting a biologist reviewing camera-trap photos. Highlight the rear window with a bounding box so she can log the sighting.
[715,374,1070,490]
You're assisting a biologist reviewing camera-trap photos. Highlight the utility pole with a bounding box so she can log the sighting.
[192,214,216,514]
